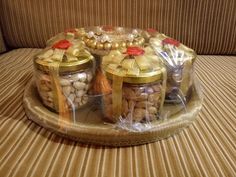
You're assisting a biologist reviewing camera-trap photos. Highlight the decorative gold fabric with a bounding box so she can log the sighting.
[0,27,6,53]
[0,0,235,54]
[0,49,235,176]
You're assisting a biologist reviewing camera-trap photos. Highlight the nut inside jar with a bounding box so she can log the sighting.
[35,69,93,112]
[34,40,95,113]
[102,81,163,123]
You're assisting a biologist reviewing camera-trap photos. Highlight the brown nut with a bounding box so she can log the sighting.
[40,84,51,92]
[128,100,135,110]
[47,91,53,99]
[133,108,146,122]
[123,87,136,99]
[148,106,158,114]
[152,84,161,92]
[148,92,160,102]
[135,93,148,101]
[62,86,71,96]
[135,101,153,108]
[132,87,145,96]
[122,99,129,114]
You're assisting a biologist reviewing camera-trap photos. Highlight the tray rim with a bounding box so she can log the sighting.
[23,79,202,146]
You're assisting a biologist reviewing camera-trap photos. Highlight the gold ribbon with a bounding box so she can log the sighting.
[103,49,162,78]
[112,75,123,120]
[159,67,167,114]
[111,67,167,120]
[48,63,71,129]
[103,48,168,119]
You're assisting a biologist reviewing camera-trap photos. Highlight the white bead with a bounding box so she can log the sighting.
[127,34,134,42]
[87,31,94,38]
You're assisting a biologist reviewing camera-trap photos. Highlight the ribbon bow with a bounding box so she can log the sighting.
[52,39,72,49]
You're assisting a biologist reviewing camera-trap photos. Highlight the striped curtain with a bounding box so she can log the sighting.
[0,0,235,54]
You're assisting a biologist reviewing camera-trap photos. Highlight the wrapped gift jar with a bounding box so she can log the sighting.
[102,46,167,123]
[82,26,145,57]
[34,39,94,112]
[149,33,196,103]
[82,26,146,96]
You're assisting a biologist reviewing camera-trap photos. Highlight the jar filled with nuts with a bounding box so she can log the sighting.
[149,33,196,104]
[102,46,167,123]
[34,39,94,112]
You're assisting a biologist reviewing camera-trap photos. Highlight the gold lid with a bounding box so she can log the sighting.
[83,26,145,51]
[105,69,163,84]
[102,46,165,84]
[34,39,94,74]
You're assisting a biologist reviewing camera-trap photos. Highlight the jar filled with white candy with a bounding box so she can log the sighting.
[102,46,167,123]
[34,39,94,112]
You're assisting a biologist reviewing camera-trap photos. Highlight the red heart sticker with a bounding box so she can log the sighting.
[162,38,180,47]
[126,47,145,56]
[52,40,72,49]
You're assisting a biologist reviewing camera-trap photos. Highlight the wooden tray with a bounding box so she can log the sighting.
[23,79,202,146]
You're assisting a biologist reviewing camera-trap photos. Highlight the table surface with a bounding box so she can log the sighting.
[0,49,235,177]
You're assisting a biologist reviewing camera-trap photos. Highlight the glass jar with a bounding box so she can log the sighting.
[35,69,93,111]
[149,35,196,103]
[102,81,164,123]
[165,59,194,103]
[34,41,94,112]
[101,46,167,123]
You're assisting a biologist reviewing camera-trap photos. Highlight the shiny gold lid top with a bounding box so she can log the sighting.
[34,39,94,74]
[83,26,145,51]
[102,46,165,84]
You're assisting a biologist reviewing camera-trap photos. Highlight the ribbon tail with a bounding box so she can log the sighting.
[112,75,123,120]
[159,67,167,116]
[49,63,71,129]
[180,59,192,97]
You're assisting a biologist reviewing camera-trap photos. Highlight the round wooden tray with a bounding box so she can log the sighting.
[23,79,202,146]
